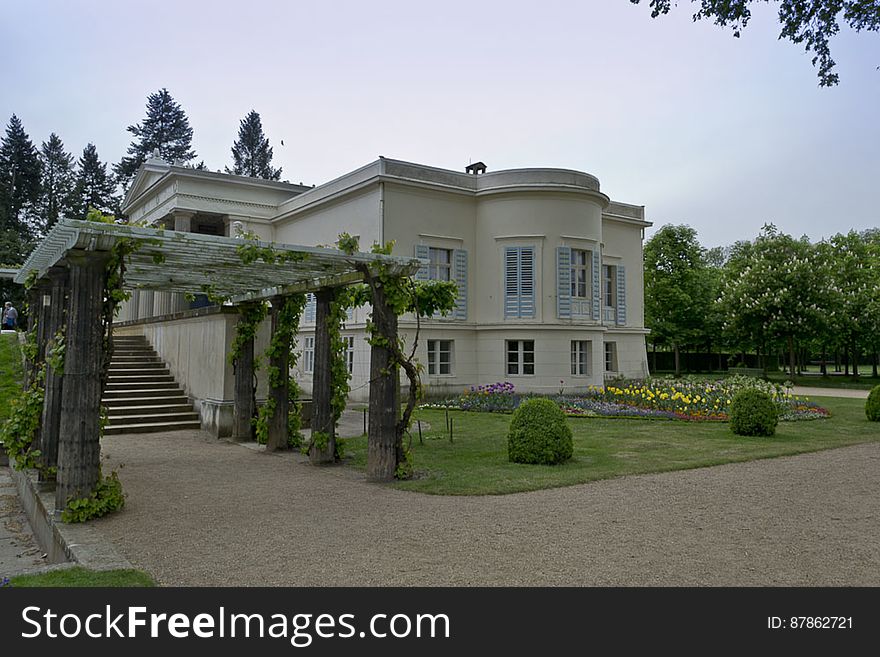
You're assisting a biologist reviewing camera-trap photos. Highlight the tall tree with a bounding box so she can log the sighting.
[72,143,118,220]
[631,0,880,86]
[226,110,282,180]
[644,224,712,376]
[38,133,76,230]
[719,224,829,377]
[114,88,197,188]
[0,114,42,241]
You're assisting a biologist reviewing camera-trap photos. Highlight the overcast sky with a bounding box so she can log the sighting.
[2,0,878,247]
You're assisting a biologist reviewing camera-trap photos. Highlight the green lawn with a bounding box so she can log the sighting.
[344,398,878,495]
[0,333,23,423]
[8,566,156,587]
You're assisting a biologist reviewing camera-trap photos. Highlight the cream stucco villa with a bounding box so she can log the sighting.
[115,155,651,436]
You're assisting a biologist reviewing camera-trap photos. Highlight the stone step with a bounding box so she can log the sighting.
[105,381,180,391]
[108,411,200,425]
[111,362,161,369]
[106,403,194,416]
[109,367,170,376]
[107,374,175,384]
[103,388,185,399]
[112,338,149,345]
[103,420,202,435]
[102,394,191,407]
[112,348,156,355]
[110,356,162,364]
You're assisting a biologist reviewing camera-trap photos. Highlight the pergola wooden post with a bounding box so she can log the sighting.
[39,266,68,481]
[309,288,336,464]
[55,252,109,510]
[366,284,401,482]
[24,279,51,390]
[232,303,258,442]
[265,296,289,452]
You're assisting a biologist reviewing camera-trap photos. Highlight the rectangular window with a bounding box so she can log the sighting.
[603,264,617,309]
[343,335,355,374]
[604,342,617,372]
[428,247,452,281]
[571,340,592,376]
[506,339,535,376]
[304,336,315,374]
[427,339,454,375]
[570,249,591,299]
[504,247,535,318]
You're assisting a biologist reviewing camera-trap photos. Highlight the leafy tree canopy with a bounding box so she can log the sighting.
[631,0,880,86]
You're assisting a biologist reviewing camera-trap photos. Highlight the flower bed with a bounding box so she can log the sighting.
[426,376,830,422]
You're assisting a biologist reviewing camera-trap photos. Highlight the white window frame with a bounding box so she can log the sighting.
[304,336,315,374]
[570,249,591,299]
[427,339,454,376]
[428,247,452,282]
[604,341,617,373]
[506,339,535,376]
[571,340,591,376]
[343,335,355,374]
[603,264,617,309]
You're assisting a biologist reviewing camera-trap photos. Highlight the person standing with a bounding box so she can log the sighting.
[2,302,18,329]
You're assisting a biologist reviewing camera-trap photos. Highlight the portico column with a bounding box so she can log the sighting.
[56,252,109,510]
[266,296,290,452]
[232,303,257,442]
[169,211,195,312]
[172,210,194,232]
[309,288,336,464]
[40,266,68,480]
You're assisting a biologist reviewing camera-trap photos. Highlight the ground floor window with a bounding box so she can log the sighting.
[506,339,535,376]
[304,336,315,373]
[343,335,355,374]
[571,340,592,376]
[604,341,617,372]
[427,339,454,375]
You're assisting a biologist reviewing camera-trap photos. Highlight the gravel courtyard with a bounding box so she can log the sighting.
[95,430,880,587]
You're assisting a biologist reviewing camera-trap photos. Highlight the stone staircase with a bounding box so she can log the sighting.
[102,335,201,435]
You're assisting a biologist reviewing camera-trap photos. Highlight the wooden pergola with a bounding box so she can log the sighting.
[14,219,422,511]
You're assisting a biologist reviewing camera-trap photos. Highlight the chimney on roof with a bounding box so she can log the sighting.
[466,161,487,175]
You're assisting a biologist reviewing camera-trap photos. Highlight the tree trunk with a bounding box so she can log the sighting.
[820,344,827,376]
[40,267,68,481]
[309,289,336,464]
[232,307,256,442]
[366,284,400,482]
[851,340,859,378]
[266,298,290,452]
[843,348,849,377]
[652,342,657,374]
[787,335,796,379]
[673,344,681,377]
[55,254,107,510]
[873,351,878,378]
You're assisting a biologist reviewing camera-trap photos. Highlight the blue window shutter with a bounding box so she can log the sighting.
[304,293,316,323]
[592,248,601,320]
[504,247,520,318]
[414,244,430,281]
[520,247,535,318]
[616,265,627,326]
[556,246,571,318]
[453,249,467,320]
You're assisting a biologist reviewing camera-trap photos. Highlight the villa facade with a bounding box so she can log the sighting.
[116,156,651,435]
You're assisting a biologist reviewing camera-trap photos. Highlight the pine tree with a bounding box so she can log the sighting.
[38,133,76,230]
[0,114,42,236]
[226,110,281,180]
[114,88,197,188]
[72,143,118,219]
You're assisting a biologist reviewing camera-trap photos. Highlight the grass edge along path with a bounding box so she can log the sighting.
[344,397,878,495]
[6,566,156,587]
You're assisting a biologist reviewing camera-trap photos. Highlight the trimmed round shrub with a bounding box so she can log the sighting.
[508,398,573,465]
[729,388,778,437]
[866,385,880,422]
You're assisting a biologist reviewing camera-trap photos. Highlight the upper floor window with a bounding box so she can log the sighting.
[603,264,617,308]
[504,246,535,319]
[303,336,315,374]
[570,249,591,299]
[428,247,452,281]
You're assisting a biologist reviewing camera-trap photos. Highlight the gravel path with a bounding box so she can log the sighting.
[94,430,880,587]
[0,466,49,578]
[792,386,869,399]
